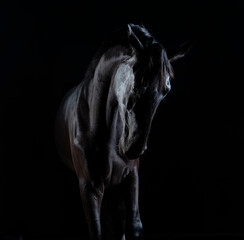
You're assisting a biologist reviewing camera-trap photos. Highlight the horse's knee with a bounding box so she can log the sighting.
[79,179,104,198]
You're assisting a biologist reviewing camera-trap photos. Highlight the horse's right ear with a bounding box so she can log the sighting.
[168,40,194,63]
[127,24,144,52]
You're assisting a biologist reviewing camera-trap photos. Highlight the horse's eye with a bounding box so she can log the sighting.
[162,75,171,96]
[166,77,171,89]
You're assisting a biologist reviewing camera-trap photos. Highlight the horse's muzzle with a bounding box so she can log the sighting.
[125,145,147,160]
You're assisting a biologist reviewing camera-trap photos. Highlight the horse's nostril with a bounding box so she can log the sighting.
[125,145,148,159]
[140,146,148,155]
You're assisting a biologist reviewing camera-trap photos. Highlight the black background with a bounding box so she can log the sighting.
[1,0,244,239]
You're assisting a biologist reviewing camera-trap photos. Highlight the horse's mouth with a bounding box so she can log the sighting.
[124,145,147,160]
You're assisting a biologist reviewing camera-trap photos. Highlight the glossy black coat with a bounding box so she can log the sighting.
[54,23,189,240]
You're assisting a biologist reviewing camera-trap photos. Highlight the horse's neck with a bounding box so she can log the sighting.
[82,49,135,136]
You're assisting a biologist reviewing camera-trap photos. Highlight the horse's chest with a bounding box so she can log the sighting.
[106,156,137,186]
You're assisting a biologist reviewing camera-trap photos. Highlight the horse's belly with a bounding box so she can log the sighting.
[55,87,78,171]
[55,111,74,170]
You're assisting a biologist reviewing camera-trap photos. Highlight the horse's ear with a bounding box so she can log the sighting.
[127,24,132,37]
[127,24,144,52]
[168,40,194,63]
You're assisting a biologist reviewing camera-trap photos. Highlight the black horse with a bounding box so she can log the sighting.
[55,23,191,240]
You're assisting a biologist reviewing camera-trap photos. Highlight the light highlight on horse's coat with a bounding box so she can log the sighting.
[113,63,139,156]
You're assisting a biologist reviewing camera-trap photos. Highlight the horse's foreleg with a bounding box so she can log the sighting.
[123,167,143,240]
[79,179,104,240]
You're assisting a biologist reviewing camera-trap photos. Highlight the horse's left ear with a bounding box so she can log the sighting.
[127,24,144,52]
[168,40,194,63]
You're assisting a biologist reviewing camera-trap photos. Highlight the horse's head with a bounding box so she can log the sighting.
[122,24,174,160]
[104,24,192,160]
